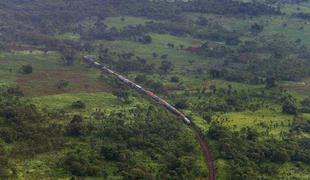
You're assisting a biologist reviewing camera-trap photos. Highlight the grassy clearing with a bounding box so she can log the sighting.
[222,109,293,137]
[282,2,310,15]
[55,32,80,41]
[104,16,151,29]
[98,33,210,86]
[0,51,111,96]
[32,92,118,110]
[187,13,310,45]
[281,78,310,98]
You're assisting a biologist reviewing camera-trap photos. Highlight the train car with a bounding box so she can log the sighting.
[107,69,115,74]
[183,117,191,124]
[134,84,142,89]
[117,75,130,83]
[82,56,191,125]
[165,104,180,115]
[93,62,102,68]
[82,56,93,64]
[146,91,155,97]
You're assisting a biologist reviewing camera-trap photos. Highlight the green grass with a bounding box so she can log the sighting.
[282,2,310,15]
[281,78,310,98]
[215,159,230,180]
[186,13,310,45]
[97,33,210,86]
[222,109,293,137]
[277,162,310,180]
[24,90,209,179]
[55,32,80,41]
[0,51,112,96]
[104,16,151,29]
[31,92,149,117]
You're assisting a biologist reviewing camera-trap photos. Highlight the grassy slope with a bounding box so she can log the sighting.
[0,49,208,178]
[0,51,111,96]
[103,14,310,179]
[2,2,310,177]
[18,91,207,179]
[105,16,151,29]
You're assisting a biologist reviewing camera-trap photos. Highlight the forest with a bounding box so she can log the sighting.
[0,0,309,179]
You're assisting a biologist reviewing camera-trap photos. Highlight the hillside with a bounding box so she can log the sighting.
[0,0,309,179]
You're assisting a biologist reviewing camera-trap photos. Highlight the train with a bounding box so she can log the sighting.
[82,56,191,125]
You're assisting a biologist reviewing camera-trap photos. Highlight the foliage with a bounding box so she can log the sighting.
[0,87,64,156]
[19,64,33,74]
[208,122,310,179]
[71,100,86,109]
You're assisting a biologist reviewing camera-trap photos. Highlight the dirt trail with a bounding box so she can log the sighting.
[190,125,216,180]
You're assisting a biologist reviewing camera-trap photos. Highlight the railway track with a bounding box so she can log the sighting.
[82,56,216,180]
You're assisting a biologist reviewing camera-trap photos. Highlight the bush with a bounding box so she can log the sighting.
[174,99,188,109]
[101,144,121,161]
[71,101,86,109]
[56,80,69,89]
[170,76,179,83]
[65,115,87,137]
[282,100,297,115]
[301,98,310,108]
[63,151,103,177]
[135,74,147,83]
[0,145,13,179]
[19,65,33,74]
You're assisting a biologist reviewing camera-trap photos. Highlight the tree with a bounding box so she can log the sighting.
[101,144,120,161]
[19,65,33,74]
[112,89,130,103]
[301,98,310,107]
[65,115,87,137]
[250,23,264,35]
[225,36,240,46]
[282,100,297,115]
[135,74,147,83]
[139,35,152,44]
[197,16,208,26]
[0,145,13,179]
[175,99,188,109]
[56,80,70,90]
[265,77,277,88]
[160,54,168,59]
[272,148,290,163]
[209,69,221,79]
[71,100,86,109]
[146,80,166,93]
[159,60,174,74]
[61,48,78,66]
[170,76,179,83]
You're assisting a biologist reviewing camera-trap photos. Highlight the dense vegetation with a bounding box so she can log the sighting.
[0,0,309,179]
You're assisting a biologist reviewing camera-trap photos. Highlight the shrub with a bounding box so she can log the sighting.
[174,99,188,109]
[135,74,147,83]
[19,65,33,74]
[65,115,87,137]
[170,76,179,83]
[282,100,297,115]
[71,101,86,109]
[63,151,103,177]
[56,80,69,89]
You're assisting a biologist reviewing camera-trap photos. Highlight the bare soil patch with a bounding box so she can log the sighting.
[16,70,112,96]
[0,57,10,62]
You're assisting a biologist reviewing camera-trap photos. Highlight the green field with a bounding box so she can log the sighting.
[104,16,152,29]
[1,1,310,179]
